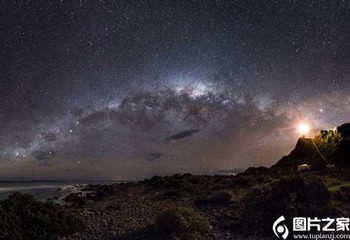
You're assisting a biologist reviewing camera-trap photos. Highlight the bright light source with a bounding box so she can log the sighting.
[297,123,311,136]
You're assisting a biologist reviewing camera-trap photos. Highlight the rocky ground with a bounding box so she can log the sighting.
[64,176,241,240]
[66,184,191,239]
[60,167,350,240]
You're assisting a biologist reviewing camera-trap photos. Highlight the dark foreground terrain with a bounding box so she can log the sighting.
[2,168,350,240]
[1,123,350,240]
[62,168,350,240]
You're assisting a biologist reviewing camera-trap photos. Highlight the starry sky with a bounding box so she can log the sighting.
[0,0,349,180]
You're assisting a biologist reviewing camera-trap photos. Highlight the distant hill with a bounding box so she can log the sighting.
[271,123,350,171]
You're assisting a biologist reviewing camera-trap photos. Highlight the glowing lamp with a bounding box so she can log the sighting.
[297,123,310,136]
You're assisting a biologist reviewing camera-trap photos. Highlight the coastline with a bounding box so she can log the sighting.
[0,180,122,202]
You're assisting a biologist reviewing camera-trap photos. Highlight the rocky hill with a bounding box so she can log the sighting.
[271,123,350,171]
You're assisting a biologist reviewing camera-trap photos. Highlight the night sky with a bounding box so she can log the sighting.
[0,0,349,180]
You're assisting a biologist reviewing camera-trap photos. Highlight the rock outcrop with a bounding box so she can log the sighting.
[271,123,350,171]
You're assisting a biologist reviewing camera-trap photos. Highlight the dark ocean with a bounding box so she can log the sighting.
[0,181,119,203]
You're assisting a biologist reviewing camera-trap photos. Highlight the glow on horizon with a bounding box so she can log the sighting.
[297,122,311,136]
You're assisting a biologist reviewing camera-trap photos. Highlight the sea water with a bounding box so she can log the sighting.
[0,181,118,203]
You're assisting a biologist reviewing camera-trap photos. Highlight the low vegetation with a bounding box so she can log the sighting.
[154,207,211,239]
[195,191,232,205]
[234,175,334,237]
[0,192,84,240]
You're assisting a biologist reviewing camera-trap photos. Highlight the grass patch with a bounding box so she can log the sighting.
[154,207,211,239]
[328,183,350,193]
[0,192,84,240]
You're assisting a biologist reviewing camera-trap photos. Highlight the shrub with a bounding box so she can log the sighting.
[154,207,211,239]
[195,191,232,206]
[162,190,186,199]
[0,192,84,240]
[231,175,257,188]
[234,175,334,237]
[333,185,350,202]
